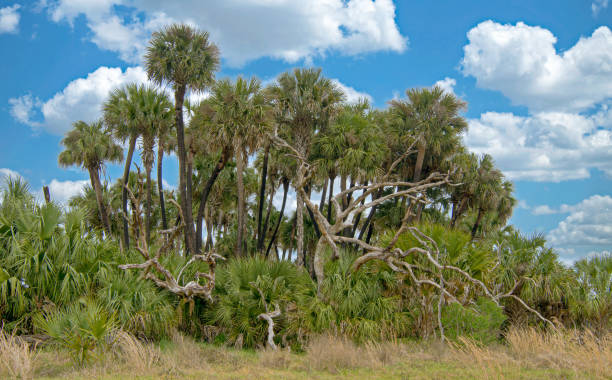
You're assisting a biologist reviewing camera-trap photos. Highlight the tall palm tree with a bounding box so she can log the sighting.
[470,154,504,238]
[206,77,270,257]
[268,68,344,266]
[145,23,220,254]
[104,84,173,245]
[58,120,123,237]
[390,86,467,183]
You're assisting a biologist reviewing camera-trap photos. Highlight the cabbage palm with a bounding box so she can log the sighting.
[470,154,504,239]
[268,68,344,266]
[206,77,270,257]
[389,86,467,182]
[145,23,220,254]
[58,120,123,236]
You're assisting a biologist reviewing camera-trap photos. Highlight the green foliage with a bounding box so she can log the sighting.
[301,252,410,342]
[34,298,118,366]
[570,253,612,332]
[205,257,313,348]
[442,297,506,344]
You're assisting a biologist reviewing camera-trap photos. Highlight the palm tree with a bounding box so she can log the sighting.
[145,23,220,254]
[58,120,123,237]
[104,84,173,245]
[470,154,504,239]
[268,68,344,266]
[206,77,269,257]
[390,86,467,183]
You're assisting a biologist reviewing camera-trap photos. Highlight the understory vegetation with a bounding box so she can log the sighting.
[0,22,610,379]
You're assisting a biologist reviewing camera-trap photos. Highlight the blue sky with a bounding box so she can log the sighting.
[0,0,611,263]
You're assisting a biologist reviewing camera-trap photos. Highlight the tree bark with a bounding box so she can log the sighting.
[450,197,468,228]
[327,174,334,222]
[235,143,246,257]
[157,137,168,231]
[195,148,229,252]
[174,84,195,254]
[358,187,382,240]
[319,177,328,212]
[296,185,305,266]
[266,178,288,258]
[89,167,112,237]
[145,161,153,244]
[121,135,136,250]
[260,182,275,253]
[413,144,426,182]
[256,143,270,250]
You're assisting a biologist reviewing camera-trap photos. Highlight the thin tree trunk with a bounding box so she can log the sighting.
[195,148,229,252]
[266,178,288,258]
[327,175,334,222]
[256,143,270,250]
[187,155,194,247]
[235,145,246,257]
[205,217,213,251]
[157,138,167,231]
[450,197,468,228]
[358,187,382,240]
[306,184,320,238]
[340,174,347,210]
[413,144,426,182]
[145,162,153,244]
[121,135,136,250]
[350,181,368,237]
[296,185,305,267]
[174,85,195,254]
[471,208,484,239]
[319,177,328,212]
[89,168,112,237]
[260,182,275,253]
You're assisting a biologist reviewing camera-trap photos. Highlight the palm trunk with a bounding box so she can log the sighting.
[174,85,195,254]
[327,174,334,222]
[358,187,382,240]
[260,183,275,253]
[450,197,468,228]
[235,145,246,257]
[306,185,320,238]
[266,178,288,258]
[296,187,305,266]
[89,167,111,237]
[413,144,426,182]
[256,143,270,249]
[157,137,168,231]
[195,148,229,252]
[145,161,153,244]
[319,177,328,212]
[340,174,347,210]
[350,181,368,237]
[205,217,213,251]
[121,135,136,250]
[471,208,484,239]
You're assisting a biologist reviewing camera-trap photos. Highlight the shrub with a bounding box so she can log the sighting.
[442,297,506,344]
[34,298,118,366]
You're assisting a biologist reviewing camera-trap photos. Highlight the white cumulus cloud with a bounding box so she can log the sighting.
[10,66,149,135]
[548,195,612,259]
[434,77,456,95]
[43,0,407,66]
[0,4,20,34]
[462,21,612,112]
[465,110,612,181]
[331,79,372,104]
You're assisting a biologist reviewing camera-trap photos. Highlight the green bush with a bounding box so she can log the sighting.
[34,298,118,366]
[441,297,506,344]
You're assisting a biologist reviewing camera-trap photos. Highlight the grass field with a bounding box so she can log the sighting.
[1,328,610,379]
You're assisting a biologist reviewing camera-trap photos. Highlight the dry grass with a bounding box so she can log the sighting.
[451,327,612,379]
[11,328,612,379]
[0,329,38,380]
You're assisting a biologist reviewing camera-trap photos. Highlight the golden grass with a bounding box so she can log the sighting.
[0,329,38,380]
[8,328,611,379]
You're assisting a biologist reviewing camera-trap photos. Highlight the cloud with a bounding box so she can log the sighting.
[43,179,89,204]
[331,79,372,104]
[461,21,612,112]
[0,4,20,34]
[465,110,612,181]
[10,66,149,135]
[592,0,609,15]
[548,195,612,258]
[532,205,557,215]
[434,77,456,95]
[43,0,407,66]
[8,94,42,127]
